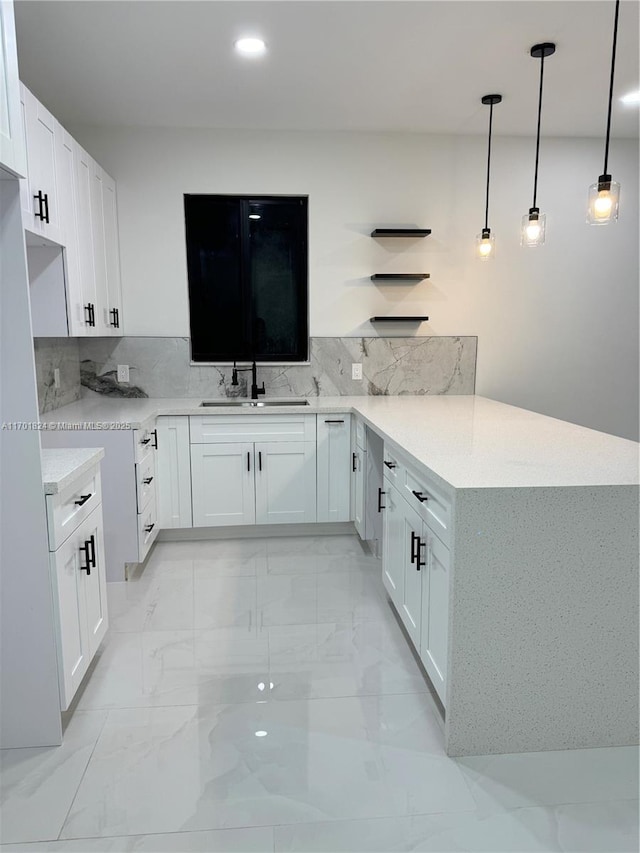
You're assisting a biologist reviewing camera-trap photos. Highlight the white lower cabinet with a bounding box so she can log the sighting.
[381,445,452,706]
[46,469,108,711]
[317,415,351,522]
[157,415,192,528]
[255,441,317,524]
[191,442,256,527]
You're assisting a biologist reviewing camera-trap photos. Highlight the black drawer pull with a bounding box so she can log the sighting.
[140,437,151,445]
[144,523,155,534]
[79,536,93,575]
[74,493,92,506]
[143,476,154,485]
[377,487,386,512]
[384,460,397,470]
[352,452,357,472]
[324,419,344,424]
[412,490,429,503]
[416,536,427,570]
[151,429,158,449]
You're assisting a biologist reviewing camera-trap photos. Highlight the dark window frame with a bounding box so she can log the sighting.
[184,194,309,363]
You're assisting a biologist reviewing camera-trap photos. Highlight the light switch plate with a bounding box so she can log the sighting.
[352,363,363,380]
[117,364,130,383]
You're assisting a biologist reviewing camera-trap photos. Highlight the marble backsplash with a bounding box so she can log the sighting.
[78,336,476,399]
[34,335,477,411]
[34,338,82,413]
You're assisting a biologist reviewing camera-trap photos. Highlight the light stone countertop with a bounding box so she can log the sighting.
[41,447,105,495]
[41,394,639,490]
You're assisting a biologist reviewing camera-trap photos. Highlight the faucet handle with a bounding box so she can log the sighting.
[257,382,266,396]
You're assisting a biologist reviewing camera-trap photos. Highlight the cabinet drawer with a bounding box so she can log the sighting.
[382,445,402,486]
[403,469,452,548]
[46,466,102,551]
[190,414,316,444]
[135,448,156,513]
[137,495,158,562]
[133,423,158,463]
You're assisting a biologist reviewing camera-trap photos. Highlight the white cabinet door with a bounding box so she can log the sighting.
[316,415,351,522]
[89,160,110,333]
[0,0,26,177]
[354,446,366,539]
[420,527,450,705]
[73,142,97,334]
[191,442,255,527]
[157,416,193,528]
[81,507,109,659]
[255,441,316,525]
[54,122,85,335]
[20,85,62,244]
[398,494,423,649]
[101,170,123,335]
[50,524,90,710]
[382,483,404,610]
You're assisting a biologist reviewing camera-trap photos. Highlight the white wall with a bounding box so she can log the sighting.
[73,126,639,440]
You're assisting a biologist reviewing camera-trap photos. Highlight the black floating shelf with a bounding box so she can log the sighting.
[370,316,429,323]
[370,273,430,281]
[371,228,431,238]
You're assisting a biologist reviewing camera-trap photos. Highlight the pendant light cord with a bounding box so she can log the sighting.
[603,0,620,175]
[484,102,494,230]
[532,52,545,210]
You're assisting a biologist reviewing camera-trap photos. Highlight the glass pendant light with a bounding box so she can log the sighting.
[588,0,621,225]
[476,94,502,260]
[522,43,555,248]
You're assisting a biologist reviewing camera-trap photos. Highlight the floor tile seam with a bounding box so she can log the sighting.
[8,824,277,847]
[54,710,110,842]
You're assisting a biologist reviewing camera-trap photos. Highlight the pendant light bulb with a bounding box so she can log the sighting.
[476,94,502,261]
[588,0,622,226]
[476,228,495,259]
[522,43,555,249]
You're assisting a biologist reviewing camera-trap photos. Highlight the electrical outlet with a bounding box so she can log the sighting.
[352,363,363,381]
[53,368,60,389]
[117,364,130,384]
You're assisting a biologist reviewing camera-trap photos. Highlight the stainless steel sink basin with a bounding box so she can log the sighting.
[200,399,310,408]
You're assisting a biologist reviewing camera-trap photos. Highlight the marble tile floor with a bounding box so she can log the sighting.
[1,535,637,852]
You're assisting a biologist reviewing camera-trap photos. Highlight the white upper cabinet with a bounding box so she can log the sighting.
[0,0,26,177]
[101,170,123,334]
[20,84,62,244]
[73,142,98,333]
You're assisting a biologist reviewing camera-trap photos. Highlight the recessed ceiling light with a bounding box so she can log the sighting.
[255,730,268,737]
[620,90,640,106]
[249,214,261,220]
[235,38,266,56]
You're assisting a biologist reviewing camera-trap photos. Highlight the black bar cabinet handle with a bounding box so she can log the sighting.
[43,192,50,224]
[140,437,151,445]
[110,307,120,328]
[352,452,357,473]
[34,190,45,221]
[89,534,97,568]
[145,523,155,534]
[74,493,92,506]
[79,540,92,575]
[247,451,251,472]
[412,490,429,503]
[324,419,344,424]
[143,476,154,485]
[258,451,262,471]
[384,460,397,470]
[416,537,427,570]
[151,429,158,449]
[84,303,95,327]
[377,487,386,512]
[410,531,417,565]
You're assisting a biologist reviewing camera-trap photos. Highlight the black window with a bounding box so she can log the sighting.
[184,195,308,362]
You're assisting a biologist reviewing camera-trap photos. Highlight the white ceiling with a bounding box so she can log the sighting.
[14,0,640,138]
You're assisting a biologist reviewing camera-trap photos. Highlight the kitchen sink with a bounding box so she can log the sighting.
[200,399,310,407]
